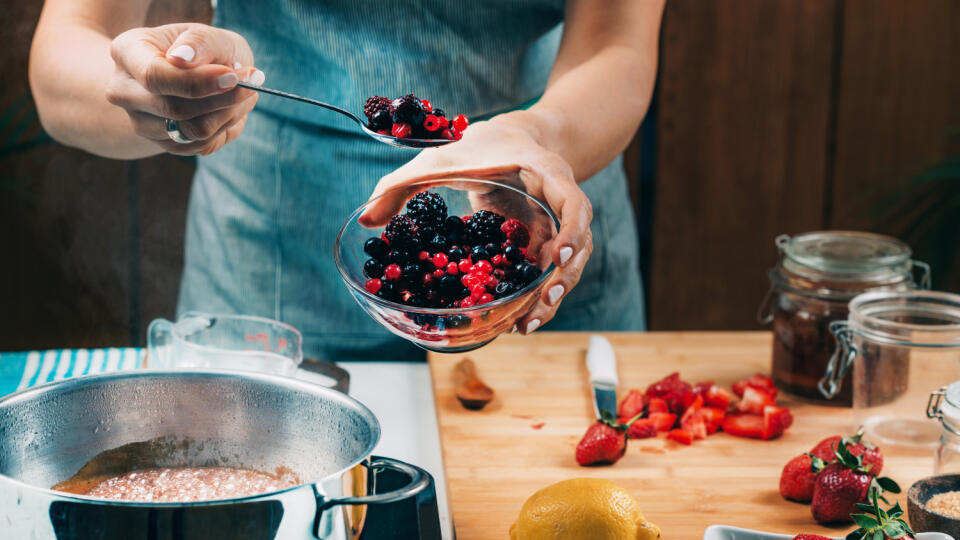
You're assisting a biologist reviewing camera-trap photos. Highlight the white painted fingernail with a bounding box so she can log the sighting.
[548,285,564,305]
[559,246,574,265]
[217,72,238,88]
[248,69,265,86]
[510,324,518,334]
[525,319,541,334]
[169,45,195,62]
[233,61,242,70]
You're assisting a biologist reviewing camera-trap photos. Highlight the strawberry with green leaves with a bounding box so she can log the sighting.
[810,440,900,524]
[846,489,914,540]
[575,411,645,466]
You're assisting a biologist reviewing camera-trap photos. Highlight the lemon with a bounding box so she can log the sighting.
[509,478,661,540]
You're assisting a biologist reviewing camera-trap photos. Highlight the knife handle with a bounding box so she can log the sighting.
[586,335,618,386]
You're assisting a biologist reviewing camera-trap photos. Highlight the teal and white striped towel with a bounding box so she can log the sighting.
[0,348,143,397]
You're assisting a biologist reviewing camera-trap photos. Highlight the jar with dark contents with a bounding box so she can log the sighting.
[760,232,929,406]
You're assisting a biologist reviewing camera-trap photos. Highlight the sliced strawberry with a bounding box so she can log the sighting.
[721,412,765,439]
[698,406,727,433]
[737,386,777,414]
[704,385,735,410]
[647,397,670,414]
[679,395,704,426]
[649,412,677,432]
[762,405,793,440]
[732,373,777,398]
[626,418,657,439]
[667,428,694,445]
[681,414,709,440]
[692,381,713,400]
[644,372,694,414]
[617,389,646,420]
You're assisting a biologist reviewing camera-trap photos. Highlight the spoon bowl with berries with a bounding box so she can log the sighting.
[335,178,558,352]
[237,83,467,149]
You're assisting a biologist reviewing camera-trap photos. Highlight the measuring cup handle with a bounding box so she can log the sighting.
[819,320,857,399]
[146,318,175,369]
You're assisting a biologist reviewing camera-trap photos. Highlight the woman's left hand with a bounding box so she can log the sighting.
[360,115,594,335]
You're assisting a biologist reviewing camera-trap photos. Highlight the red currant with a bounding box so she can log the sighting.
[423,115,440,132]
[452,114,469,132]
[458,259,472,273]
[452,129,463,141]
[470,285,486,300]
[420,99,433,113]
[441,128,455,140]
[364,278,382,294]
[461,274,481,289]
[478,293,494,304]
[491,254,504,266]
[446,262,459,275]
[421,273,434,288]
[377,130,390,136]
[485,274,498,287]
[431,252,448,269]
[384,264,401,280]
[475,260,493,274]
[460,297,475,308]
[391,123,412,138]
[432,269,445,279]
[418,251,430,261]
[493,268,506,280]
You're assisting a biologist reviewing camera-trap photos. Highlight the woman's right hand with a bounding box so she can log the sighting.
[106,23,263,156]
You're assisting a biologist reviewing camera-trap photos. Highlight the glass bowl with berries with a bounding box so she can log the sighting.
[335,179,559,352]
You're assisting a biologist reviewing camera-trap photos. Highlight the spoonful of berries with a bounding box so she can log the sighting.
[237,83,467,149]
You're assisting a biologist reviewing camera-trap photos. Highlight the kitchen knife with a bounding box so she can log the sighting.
[586,335,618,420]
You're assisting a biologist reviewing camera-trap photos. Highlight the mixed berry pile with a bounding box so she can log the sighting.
[363,94,469,141]
[361,192,541,329]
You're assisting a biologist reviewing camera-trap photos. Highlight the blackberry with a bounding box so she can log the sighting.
[364,237,390,261]
[363,258,384,279]
[385,215,418,250]
[364,97,392,131]
[390,94,425,125]
[464,210,505,245]
[406,192,448,228]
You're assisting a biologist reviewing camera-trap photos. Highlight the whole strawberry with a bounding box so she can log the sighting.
[810,427,883,475]
[780,454,818,502]
[810,441,900,524]
[847,489,915,539]
[575,419,626,466]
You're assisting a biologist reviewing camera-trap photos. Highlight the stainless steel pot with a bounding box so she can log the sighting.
[0,370,429,540]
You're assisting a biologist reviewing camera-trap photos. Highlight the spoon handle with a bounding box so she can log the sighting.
[237,82,362,125]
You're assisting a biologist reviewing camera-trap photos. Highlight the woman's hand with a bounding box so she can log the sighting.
[105,23,263,156]
[361,115,594,335]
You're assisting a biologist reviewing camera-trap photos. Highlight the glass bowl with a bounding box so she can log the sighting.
[335,178,559,352]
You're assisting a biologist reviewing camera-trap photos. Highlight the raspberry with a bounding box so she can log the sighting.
[405,192,448,229]
[423,115,440,132]
[501,218,530,248]
[390,94,425,125]
[391,123,412,139]
[365,278,382,294]
[441,128,455,140]
[451,129,463,141]
[384,264,402,280]
[452,114,469,132]
[385,215,417,249]
[464,210,506,245]
[437,116,449,129]
[420,99,433,113]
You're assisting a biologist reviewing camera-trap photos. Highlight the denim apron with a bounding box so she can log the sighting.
[178,0,646,361]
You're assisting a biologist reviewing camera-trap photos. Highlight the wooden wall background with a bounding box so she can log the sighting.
[1,0,957,349]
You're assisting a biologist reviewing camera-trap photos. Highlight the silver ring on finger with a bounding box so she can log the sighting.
[165,119,192,144]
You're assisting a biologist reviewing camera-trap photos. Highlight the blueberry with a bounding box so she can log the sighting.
[376,281,398,301]
[419,260,435,273]
[364,237,390,260]
[432,108,446,118]
[446,314,471,329]
[389,250,411,263]
[439,274,460,293]
[447,246,465,262]
[470,246,490,264]
[494,281,515,297]
[443,215,464,237]
[521,264,542,284]
[504,245,522,263]
[402,263,421,283]
[364,259,384,279]
[484,243,502,256]
[428,233,448,253]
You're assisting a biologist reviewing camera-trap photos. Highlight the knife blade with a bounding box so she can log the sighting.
[585,335,618,420]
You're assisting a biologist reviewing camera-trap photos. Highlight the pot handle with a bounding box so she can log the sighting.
[313,457,430,539]
[819,320,857,399]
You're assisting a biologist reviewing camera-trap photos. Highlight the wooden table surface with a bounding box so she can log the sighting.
[427,332,936,540]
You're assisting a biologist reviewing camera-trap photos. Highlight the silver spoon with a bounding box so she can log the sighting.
[237,82,453,149]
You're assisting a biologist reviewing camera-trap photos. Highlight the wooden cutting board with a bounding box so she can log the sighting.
[428,331,936,540]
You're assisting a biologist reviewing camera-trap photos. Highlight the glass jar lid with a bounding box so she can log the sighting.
[848,290,960,348]
[778,231,912,283]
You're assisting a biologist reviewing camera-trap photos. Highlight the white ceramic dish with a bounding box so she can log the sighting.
[703,525,954,540]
